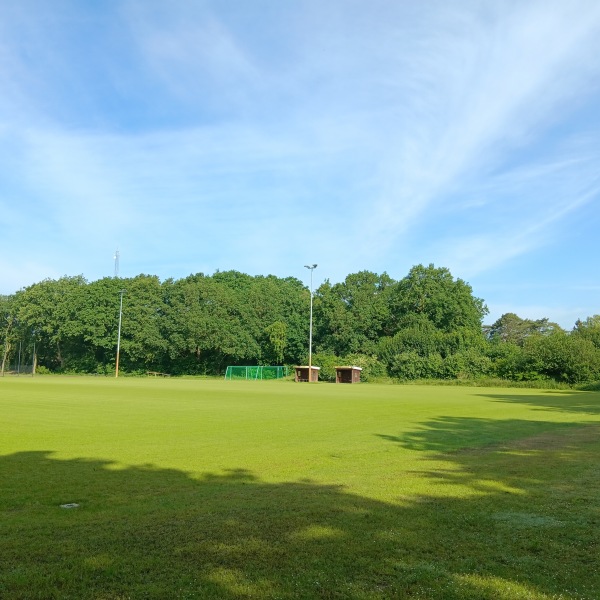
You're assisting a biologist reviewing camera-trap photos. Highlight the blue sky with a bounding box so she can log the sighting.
[1,0,599,328]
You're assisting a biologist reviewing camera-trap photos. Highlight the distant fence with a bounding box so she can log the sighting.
[224,366,289,381]
[1,365,34,376]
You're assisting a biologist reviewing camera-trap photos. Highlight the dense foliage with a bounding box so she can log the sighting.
[2,264,599,384]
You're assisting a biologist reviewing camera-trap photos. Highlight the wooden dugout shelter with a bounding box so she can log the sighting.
[294,366,320,382]
[335,366,362,383]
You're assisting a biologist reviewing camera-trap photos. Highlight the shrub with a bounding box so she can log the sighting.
[522,332,600,384]
[342,353,387,382]
[442,349,492,379]
[309,353,341,382]
[389,351,443,380]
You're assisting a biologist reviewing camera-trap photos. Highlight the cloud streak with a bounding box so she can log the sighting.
[365,1,600,230]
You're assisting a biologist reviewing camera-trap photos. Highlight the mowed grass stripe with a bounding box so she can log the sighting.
[1,377,599,599]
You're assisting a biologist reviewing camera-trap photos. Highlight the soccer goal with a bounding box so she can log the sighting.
[224,366,288,381]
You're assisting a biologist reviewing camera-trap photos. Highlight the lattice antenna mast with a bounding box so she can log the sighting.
[114,249,120,278]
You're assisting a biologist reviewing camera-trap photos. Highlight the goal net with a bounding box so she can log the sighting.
[224,366,288,381]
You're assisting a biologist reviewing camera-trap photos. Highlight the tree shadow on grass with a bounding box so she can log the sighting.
[377,417,579,453]
[1,438,599,600]
[375,416,600,598]
[477,390,600,416]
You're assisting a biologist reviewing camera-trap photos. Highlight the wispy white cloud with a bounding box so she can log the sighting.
[433,141,600,277]
[362,0,600,257]
[124,3,262,112]
[7,118,370,281]
[0,0,599,322]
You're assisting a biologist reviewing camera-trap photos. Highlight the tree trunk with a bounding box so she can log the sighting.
[1,341,10,375]
[57,340,64,369]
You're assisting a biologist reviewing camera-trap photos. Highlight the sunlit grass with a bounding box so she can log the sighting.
[1,377,599,599]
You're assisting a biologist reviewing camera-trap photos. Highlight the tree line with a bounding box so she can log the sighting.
[2,264,600,384]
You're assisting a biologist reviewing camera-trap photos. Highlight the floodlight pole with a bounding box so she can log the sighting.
[304,264,317,382]
[115,289,126,378]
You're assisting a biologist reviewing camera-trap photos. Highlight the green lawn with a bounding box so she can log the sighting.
[1,377,599,599]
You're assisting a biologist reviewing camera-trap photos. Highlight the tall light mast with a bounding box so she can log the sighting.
[304,264,318,382]
[115,289,125,378]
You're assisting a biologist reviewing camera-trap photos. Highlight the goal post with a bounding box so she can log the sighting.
[224,366,289,381]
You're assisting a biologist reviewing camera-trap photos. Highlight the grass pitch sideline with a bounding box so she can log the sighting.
[1,377,599,599]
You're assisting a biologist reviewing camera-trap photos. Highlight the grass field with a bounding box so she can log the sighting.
[1,377,599,599]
